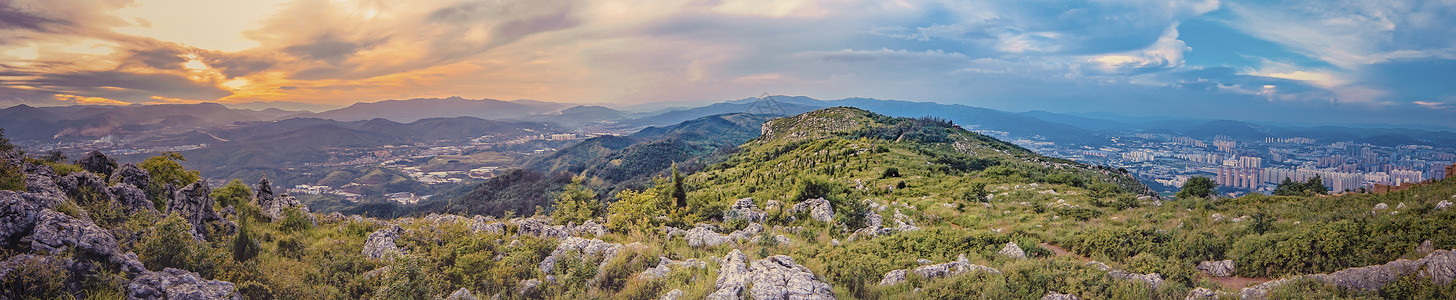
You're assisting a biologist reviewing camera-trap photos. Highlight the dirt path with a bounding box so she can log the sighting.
[1037,243,1273,290]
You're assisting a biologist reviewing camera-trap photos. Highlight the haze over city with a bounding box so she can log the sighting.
[1,0,1453,129]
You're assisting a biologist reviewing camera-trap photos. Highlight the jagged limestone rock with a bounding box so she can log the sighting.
[446,287,479,300]
[1197,260,1236,277]
[1000,242,1027,259]
[77,150,116,177]
[22,163,63,198]
[1185,287,1218,299]
[113,163,150,193]
[127,268,241,300]
[725,198,766,223]
[511,216,570,239]
[57,172,113,205]
[1438,200,1453,210]
[790,198,834,224]
[168,180,234,241]
[517,279,542,297]
[1373,203,1388,210]
[707,249,752,300]
[879,254,999,286]
[1087,261,1163,289]
[254,176,274,206]
[108,183,156,214]
[0,190,50,243]
[574,219,606,237]
[747,255,835,300]
[538,237,624,274]
[362,225,404,261]
[640,256,708,281]
[1041,292,1081,300]
[686,223,764,247]
[471,215,504,234]
[660,289,684,300]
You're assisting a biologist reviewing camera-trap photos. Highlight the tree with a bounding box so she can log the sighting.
[669,163,687,208]
[1304,175,1328,195]
[1273,178,1302,196]
[1177,176,1217,200]
[231,220,261,262]
[550,177,600,225]
[139,152,201,209]
[0,128,13,153]
[606,188,664,233]
[211,179,252,208]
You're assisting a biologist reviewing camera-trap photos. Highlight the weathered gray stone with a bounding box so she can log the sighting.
[446,287,479,300]
[708,249,752,300]
[747,255,835,300]
[1197,260,1236,277]
[725,198,766,223]
[28,209,146,273]
[1374,203,1388,210]
[471,215,504,234]
[77,150,116,177]
[877,269,907,286]
[57,172,113,205]
[511,216,570,239]
[113,163,150,193]
[254,176,274,206]
[660,289,684,300]
[880,254,999,286]
[1438,200,1453,210]
[640,256,708,280]
[1185,287,1218,299]
[538,237,624,274]
[0,190,48,243]
[23,163,63,197]
[574,219,606,237]
[790,198,834,224]
[168,180,233,241]
[517,279,542,297]
[1041,292,1081,300]
[362,225,404,261]
[108,183,156,214]
[1000,242,1027,259]
[687,223,763,247]
[127,268,240,300]
[1240,249,1456,299]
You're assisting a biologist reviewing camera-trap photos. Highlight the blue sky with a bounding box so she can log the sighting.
[0,0,1453,129]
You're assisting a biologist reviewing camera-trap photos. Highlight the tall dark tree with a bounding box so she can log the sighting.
[1177,176,1217,199]
[1304,175,1328,195]
[669,162,687,207]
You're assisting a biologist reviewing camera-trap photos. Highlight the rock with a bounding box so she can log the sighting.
[446,288,479,300]
[661,226,688,239]
[881,255,1000,285]
[128,268,241,300]
[790,198,834,223]
[22,163,63,197]
[1041,292,1081,300]
[574,219,606,237]
[77,150,117,177]
[29,209,145,273]
[168,180,233,241]
[747,255,835,300]
[1108,270,1164,289]
[640,256,708,280]
[724,198,766,223]
[1241,249,1456,299]
[57,172,114,205]
[660,289,684,300]
[262,194,311,222]
[516,279,542,297]
[471,216,504,234]
[999,242,1027,259]
[362,225,404,261]
[1437,200,1453,210]
[708,249,753,300]
[877,269,907,286]
[511,217,570,239]
[0,190,49,243]
[916,259,933,265]
[108,183,157,214]
[1374,203,1388,210]
[1197,260,1236,277]
[1397,202,1407,209]
[772,234,792,246]
[764,200,782,212]
[539,237,624,274]
[254,176,275,206]
[1185,287,1218,299]
[688,223,763,247]
[113,163,150,193]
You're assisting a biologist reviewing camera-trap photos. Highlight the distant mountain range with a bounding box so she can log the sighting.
[0,103,299,141]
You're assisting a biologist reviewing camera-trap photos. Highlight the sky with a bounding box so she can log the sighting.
[0,0,1453,129]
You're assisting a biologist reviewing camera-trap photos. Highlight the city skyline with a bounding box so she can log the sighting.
[2,0,1455,129]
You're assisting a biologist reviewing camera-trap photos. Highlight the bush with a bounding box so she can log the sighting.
[211,179,252,208]
[550,179,600,225]
[137,213,220,276]
[881,167,900,178]
[606,188,665,233]
[279,208,313,233]
[232,221,262,262]
[794,176,844,202]
[0,255,69,298]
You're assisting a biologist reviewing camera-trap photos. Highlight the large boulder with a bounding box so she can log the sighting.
[707,250,835,300]
[1240,249,1456,299]
[999,242,1026,259]
[362,225,404,261]
[113,163,150,193]
[168,180,233,240]
[1197,260,1236,277]
[77,150,116,178]
[724,198,766,223]
[262,194,311,222]
[790,198,834,223]
[686,223,764,247]
[538,237,624,274]
[511,216,571,239]
[127,268,240,300]
[57,172,113,204]
[445,288,478,300]
[28,209,146,273]
[639,256,708,281]
[470,215,504,234]
[108,183,157,214]
[22,163,63,197]
[254,176,274,206]
[0,190,53,244]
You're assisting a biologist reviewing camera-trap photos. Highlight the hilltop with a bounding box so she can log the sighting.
[0,107,1453,299]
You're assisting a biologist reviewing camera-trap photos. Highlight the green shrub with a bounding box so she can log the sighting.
[238,281,275,300]
[0,255,69,298]
[232,221,261,262]
[881,167,900,178]
[550,178,600,225]
[279,208,313,233]
[137,213,220,277]
[211,179,252,208]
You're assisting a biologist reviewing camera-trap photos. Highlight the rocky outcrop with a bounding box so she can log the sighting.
[724,198,766,223]
[879,254,1000,286]
[262,194,311,222]
[23,163,63,197]
[684,223,763,247]
[0,190,53,243]
[999,242,1026,259]
[128,268,241,300]
[77,151,116,177]
[849,206,920,240]
[1185,287,1218,299]
[168,180,234,241]
[57,172,112,204]
[1041,292,1081,300]
[362,225,404,261]
[640,256,709,280]
[790,198,834,224]
[1373,203,1388,210]
[1197,260,1236,277]
[1087,261,1163,289]
[254,176,275,205]
[538,237,624,274]
[517,279,542,297]
[574,220,607,237]
[707,249,834,300]
[30,209,146,273]
[446,287,479,300]
[1241,249,1456,299]
[511,216,571,239]
[660,289,684,300]
[108,183,156,214]
[113,163,150,193]
[1438,200,1453,210]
